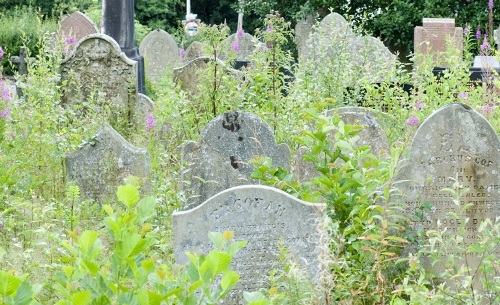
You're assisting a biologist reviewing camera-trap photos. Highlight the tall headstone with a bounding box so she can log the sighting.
[173,56,210,96]
[225,32,260,62]
[301,13,397,85]
[66,123,150,202]
[294,17,314,61]
[139,29,180,83]
[173,185,325,304]
[102,0,145,93]
[394,103,499,288]
[414,18,463,67]
[181,111,290,210]
[60,34,137,119]
[59,11,99,43]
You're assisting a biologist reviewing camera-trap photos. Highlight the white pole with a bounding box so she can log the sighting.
[186,0,191,18]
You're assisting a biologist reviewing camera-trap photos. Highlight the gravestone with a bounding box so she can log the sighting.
[59,11,99,43]
[60,34,137,119]
[295,108,390,183]
[494,26,500,49]
[66,123,150,202]
[414,18,463,67]
[301,13,396,85]
[139,29,180,83]
[173,56,210,96]
[394,103,499,288]
[225,32,260,62]
[185,41,207,60]
[130,93,154,129]
[173,185,325,304]
[294,17,314,61]
[181,111,290,210]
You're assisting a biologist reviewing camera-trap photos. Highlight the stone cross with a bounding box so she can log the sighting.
[10,47,35,97]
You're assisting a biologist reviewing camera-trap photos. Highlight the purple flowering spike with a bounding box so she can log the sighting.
[233,40,239,52]
[237,27,244,37]
[482,104,495,116]
[179,48,186,56]
[405,115,419,127]
[1,109,9,118]
[489,0,494,10]
[145,113,156,132]
[476,29,482,40]
[0,46,3,59]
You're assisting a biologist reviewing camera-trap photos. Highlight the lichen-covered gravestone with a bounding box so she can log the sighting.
[173,56,210,97]
[139,29,180,83]
[66,123,150,202]
[182,111,290,210]
[130,93,154,130]
[59,11,99,43]
[394,103,499,289]
[225,32,260,62]
[173,185,325,304]
[61,34,137,118]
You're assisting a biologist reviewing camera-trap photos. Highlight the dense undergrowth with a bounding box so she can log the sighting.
[0,9,498,305]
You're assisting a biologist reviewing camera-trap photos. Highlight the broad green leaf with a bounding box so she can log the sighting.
[71,290,91,305]
[188,280,203,293]
[116,184,140,208]
[79,231,101,259]
[205,250,231,275]
[13,281,33,305]
[335,140,353,152]
[137,196,156,222]
[0,270,22,296]
[208,232,225,250]
[221,270,239,291]
[243,291,268,304]
[226,241,247,256]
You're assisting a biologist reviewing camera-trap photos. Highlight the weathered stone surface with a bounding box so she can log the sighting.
[173,185,325,304]
[296,108,390,183]
[130,93,154,129]
[181,111,290,209]
[66,123,150,202]
[139,29,180,83]
[394,103,499,288]
[294,17,314,61]
[185,41,207,60]
[301,12,396,85]
[173,56,210,96]
[59,11,99,43]
[225,32,260,62]
[414,18,463,67]
[61,34,137,118]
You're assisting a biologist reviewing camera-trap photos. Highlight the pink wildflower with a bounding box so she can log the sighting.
[458,92,468,100]
[65,36,78,46]
[489,0,494,10]
[233,40,239,52]
[476,29,482,40]
[405,115,419,127]
[482,104,495,116]
[463,27,469,35]
[266,25,273,32]
[1,109,9,118]
[145,112,156,132]
[0,46,3,59]
[237,27,244,37]
[480,38,491,54]
[414,100,424,110]
[179,48,186,56]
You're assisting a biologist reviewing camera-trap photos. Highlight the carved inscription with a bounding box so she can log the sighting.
[173,186,325,304]
[395,103,500,267]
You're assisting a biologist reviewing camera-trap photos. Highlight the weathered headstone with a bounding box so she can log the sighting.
[294,17,314,61]
[394,103,499,288]
[130,93,154,129]
[414,18,463,67]
[181,111,290,209]
[60,34,137,119]
[225,32,260,62]
[185,41,207,60]
[173,185,325,304]
[59,11,99,43]
[66,123,150,202]
[295,108,390,183]
[139,29,180,83]
[301,13,396,85]
[173,56,210,96]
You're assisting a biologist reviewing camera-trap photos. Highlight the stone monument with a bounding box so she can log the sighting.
[139,29,180,83]
[59,11,99,43]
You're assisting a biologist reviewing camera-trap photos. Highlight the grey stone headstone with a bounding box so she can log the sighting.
[473,56,500,69]
[394,103,499,289]
[173,56,210,96]
[181,111,290,210]
[173,185,325,304]
[66,123,150,202]
[59,11,99,43]
[61,34,137,119]
[130,93,155,129]
[494,27,500,50]
[294,18,314,61]
[225,33,260,62]
[185,41,207,60]
[296,108,389,183]
[139,29,180,83]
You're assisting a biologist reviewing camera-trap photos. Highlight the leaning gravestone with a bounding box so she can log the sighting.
[66,123,150,202]
[59,11,99,43]
[185,41,207,60]
[61,34,137,119]
[173,185,325,304]
[139,29,180,83]
[224,32,260,62]
[182,111,290,210]
[394,103,499,289]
